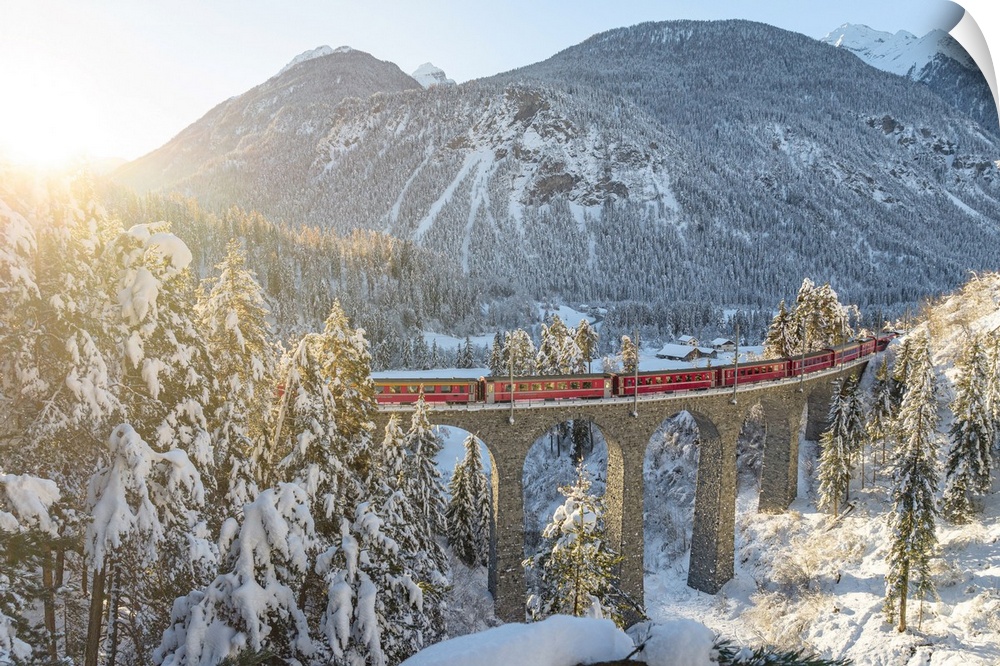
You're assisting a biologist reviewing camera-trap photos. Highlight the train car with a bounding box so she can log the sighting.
[858,336,877,358]
[875,332,897,352]
[789,349,835,376]
[717,359,790,388]
[375,378,480,405]
[484,373,612,403]
[614,368,715,396]
[831,340,863,365]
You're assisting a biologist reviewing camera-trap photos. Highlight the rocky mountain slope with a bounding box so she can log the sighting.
[822,23,998,136]
[114,20,1000,315]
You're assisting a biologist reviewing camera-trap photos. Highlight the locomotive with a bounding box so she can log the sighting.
[374,333,894,406]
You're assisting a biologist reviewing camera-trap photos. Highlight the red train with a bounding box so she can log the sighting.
[374,334,894,406]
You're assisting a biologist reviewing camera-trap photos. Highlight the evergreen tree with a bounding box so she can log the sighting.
[817,377,855,516]
[867,356,895,480]
[405,396,449,536]
[0,470,64,664]
[196,238,278,519]
[789,278,850,352]
[763,299,797,359]
[156,484,317,665]
[941,335,993,523]
[536,315,584,375]
[458,335,475,369]
[844,376,868,485]
[620,335,638,374]
[523,465,626,626]
[884,332,938,633]
[488,331,505,376]
[446,434,490,567]
[504,328,537,376]
[889,336,913,413]
[574,319,599,373]
[84,424,208,665]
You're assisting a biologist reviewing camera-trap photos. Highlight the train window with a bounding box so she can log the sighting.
[390,386,400,394]
[532,383,542,391]
[570,381,580,390]
[407,385,419,393]
[583,381,593,389]
[556,382,567,390]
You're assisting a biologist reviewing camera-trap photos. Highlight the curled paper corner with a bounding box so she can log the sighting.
[949,2,999,129]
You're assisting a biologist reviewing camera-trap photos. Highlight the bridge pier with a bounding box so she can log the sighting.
[686,415,740,593]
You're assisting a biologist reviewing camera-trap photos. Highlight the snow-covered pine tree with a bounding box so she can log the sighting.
[536,315,583,375]
[844,376,868,486]
[156,483,317,665]
[319,502,428,666]
[890,335,913,413]
[276,315,438,663]
[620,335,638,374]
[884,331,939,633]
[789,278,850,351]
[0,470,63,664]
[575,319,599,373]
[0,189,120,502]
[942,334,993,523]
[458,335,475,369]
[446,434,490,567]
[867,356,895,480]
[372,416,448,649]
[196,238,278,520]
[817,377,854,517]
[0,187,121,663]
[763,299,797,359]
[84,424,207,666]
[488,332,505,376]
[504,328,537,376]
[523,465,626,626]
[405,396,449,536]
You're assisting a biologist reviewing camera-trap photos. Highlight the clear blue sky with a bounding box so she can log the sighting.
[0,0,987,164]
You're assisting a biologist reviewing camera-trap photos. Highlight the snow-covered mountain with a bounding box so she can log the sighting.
[411,62,456,88]
[115,20,1000,316]
[822,23,997,134]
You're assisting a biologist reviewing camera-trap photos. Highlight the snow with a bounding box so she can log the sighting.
[632,619,718,665]
[411,63,456,89]
[821,24,975,80]
[399,615,635,666]
[277,45,335,76]
[0,473,61,535]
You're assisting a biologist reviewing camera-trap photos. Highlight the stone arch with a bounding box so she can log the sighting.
[520,414,625,556]
[642,410,702,588]
[520,415,622,611]
[430,422,499,595]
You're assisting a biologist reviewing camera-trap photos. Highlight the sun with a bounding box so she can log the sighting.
[0,65,106,167]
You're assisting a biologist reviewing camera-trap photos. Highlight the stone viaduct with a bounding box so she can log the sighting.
[373,361,866,623]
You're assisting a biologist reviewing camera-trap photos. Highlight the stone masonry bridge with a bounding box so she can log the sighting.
[373,360,867,622]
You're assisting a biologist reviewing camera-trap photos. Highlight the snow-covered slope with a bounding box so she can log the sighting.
[822,24,975,77]
[640,274,1000,665]
[822,23,997,134]
[277,45,336,76]
[411,62,456,88]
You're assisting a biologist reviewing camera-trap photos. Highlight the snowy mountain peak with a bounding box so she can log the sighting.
[278,45,335,76]
[411,62,456,88]
[821,23,975,78]
[333,45,355,54]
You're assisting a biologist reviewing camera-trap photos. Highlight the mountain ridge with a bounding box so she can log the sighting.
[114,19,1000,317]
